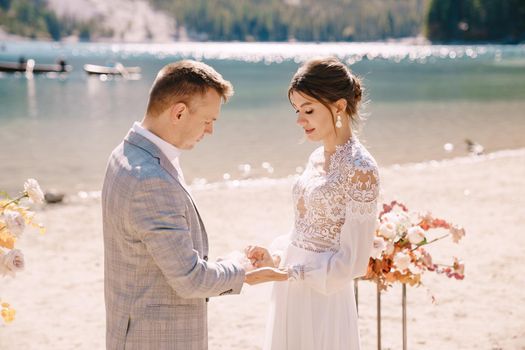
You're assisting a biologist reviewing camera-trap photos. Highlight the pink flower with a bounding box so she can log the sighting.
[0,249,25,277]
[2,210,26,238]
[450,226,465,243]
[419,249,433,268]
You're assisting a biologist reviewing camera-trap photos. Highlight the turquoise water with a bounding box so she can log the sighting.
[1,42,524,194]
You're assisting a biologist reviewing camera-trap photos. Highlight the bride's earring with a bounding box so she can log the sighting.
[335,115,343,129]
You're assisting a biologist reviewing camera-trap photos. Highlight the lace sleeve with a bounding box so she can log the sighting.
[345,159,380,218]
[287,157,380,294]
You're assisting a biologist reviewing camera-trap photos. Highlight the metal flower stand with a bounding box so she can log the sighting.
[355,281,407,350]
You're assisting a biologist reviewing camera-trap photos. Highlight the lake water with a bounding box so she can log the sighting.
[1,41,524,195]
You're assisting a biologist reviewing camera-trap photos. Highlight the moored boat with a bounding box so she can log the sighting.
[0,59,71,73]
[83,63,141,76]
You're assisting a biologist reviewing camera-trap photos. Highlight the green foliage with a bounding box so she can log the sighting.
[1,0,523,42]
[151,0,429,42]
[0,0,11,11]
[44,11,61,40]
[426,0,525,42]
[0,0,111,41]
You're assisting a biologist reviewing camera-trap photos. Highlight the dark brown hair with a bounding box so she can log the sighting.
[288,57,363,129]
[146,60,234,117]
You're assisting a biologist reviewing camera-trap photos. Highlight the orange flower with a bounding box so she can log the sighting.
[0,233,16,250]
[1,302,16,324]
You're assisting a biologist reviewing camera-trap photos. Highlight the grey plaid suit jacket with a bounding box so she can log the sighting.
[102,129,245,350]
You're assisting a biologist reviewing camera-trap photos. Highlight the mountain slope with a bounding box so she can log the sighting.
[46,0,177,42]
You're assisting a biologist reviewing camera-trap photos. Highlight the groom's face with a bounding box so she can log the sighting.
[177,89,222,149]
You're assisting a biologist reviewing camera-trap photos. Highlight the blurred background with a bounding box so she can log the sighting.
[1,0,524,195]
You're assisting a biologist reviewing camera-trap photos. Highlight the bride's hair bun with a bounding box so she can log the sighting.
[351,76,362,104]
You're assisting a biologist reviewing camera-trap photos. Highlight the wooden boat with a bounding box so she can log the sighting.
[83,63,141,76]
[0,59,71,73]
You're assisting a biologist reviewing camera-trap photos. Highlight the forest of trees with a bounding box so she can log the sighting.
[151,0,429,42]
[0,0,112,41]
[426,0,525,43]
[0,0,524,43]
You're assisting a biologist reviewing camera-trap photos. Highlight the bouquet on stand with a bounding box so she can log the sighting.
[361,201,466,350]
[0,179,46,324]
[365,200,466,292]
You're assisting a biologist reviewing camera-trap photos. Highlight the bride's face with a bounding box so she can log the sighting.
[290,91,335,142]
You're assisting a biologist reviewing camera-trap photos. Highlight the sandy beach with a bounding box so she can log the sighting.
[1,148,524,349]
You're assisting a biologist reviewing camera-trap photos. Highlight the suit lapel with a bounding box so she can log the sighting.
[124,130,208,241]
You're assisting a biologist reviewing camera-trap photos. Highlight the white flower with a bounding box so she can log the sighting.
[408,263,422,274]
[382,212,412,239]
[407,226,426,245]
[378,222,396,239]
[397,212,411,228]
[24,178,44,204]
[393,212,412,236]
[3,210,25,237]
[0,249,25,277]
[394,251,411,271]
[385,240,395,255]
[382,212,399,225]
[370,237,387,259]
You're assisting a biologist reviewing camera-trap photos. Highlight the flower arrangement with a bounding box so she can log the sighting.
[0,179,46,324]
[364,201,465,295]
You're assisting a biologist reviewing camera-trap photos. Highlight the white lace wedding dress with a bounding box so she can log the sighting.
[264,137,380,350]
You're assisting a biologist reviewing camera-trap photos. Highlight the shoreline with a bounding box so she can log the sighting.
[2,35,524,46]
[54,146,525,200]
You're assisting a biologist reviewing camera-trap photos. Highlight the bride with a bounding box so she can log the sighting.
[246,57,380,350]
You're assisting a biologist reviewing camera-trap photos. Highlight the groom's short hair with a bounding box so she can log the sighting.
[146,60,234,117]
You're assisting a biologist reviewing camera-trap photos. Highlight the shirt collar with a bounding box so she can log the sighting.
[132,121,181,163]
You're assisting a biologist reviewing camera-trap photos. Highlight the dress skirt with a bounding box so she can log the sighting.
[263,244,361,350]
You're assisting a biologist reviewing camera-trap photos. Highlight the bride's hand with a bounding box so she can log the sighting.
[244,267,288,285]
[245,245,276,268]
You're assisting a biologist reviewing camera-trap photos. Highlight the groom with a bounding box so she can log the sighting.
[102,60,285,350]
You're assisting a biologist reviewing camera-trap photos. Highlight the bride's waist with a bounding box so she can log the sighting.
[290,233,339,253]
[284,241,337,265]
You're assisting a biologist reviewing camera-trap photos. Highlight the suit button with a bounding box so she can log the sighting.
[206,297,209,303]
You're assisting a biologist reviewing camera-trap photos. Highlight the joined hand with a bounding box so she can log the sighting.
[243,245,286,285]
[245,245,280,268]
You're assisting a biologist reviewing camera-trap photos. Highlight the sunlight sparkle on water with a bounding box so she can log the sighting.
[35,42,525,64]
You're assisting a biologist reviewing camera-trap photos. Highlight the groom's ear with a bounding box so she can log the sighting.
[169,102,187,124]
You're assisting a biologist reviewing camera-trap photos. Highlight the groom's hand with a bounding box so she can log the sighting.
[244,267,288,285]
[245,245,275,268]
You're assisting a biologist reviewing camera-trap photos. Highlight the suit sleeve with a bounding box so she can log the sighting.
[129,177,245,298]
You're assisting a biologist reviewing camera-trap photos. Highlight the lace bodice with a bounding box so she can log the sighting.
[291,137,380,254]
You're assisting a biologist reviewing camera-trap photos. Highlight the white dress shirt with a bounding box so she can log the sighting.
[132,122,189,191]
